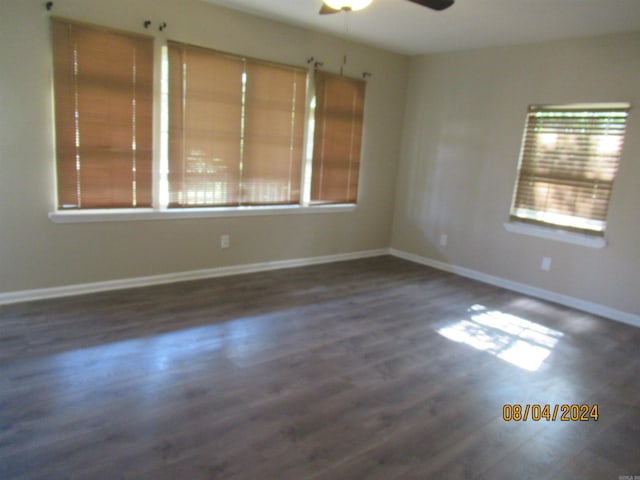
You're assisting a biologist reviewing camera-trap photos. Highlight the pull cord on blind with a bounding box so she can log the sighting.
[51,18,154,209]
[311,70,365,204]
[167,42,307,208]
[510,103,630,235]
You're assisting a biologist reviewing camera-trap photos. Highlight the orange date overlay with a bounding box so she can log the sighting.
[502,404,599,422]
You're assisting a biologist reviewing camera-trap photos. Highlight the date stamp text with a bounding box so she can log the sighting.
[502,403,599,422]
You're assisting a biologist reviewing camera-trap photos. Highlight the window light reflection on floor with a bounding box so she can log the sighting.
[437,304,563,371]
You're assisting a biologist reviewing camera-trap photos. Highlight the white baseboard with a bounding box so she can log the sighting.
[0,249,388,306]
[389,248,640,329]
[3,247,637,329]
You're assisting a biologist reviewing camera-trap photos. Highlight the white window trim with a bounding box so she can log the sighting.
[503,221,607,249]
[49,204,356,224]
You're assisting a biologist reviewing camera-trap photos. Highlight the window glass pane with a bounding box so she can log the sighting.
[168,43,244,207]
[51,19,153,209]
[510,104,629,235]
[311,71,365,204]
[167,42,307,208]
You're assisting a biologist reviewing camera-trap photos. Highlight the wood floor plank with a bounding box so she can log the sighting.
[1,256,638,479]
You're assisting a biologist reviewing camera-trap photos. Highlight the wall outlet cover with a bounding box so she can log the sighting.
[541,256,552,271]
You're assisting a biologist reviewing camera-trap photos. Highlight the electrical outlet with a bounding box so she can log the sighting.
[541,256,552,271]
[439,234,448,247]
[220,234,230,249]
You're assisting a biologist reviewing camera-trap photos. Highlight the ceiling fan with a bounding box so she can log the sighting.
[319,0,454,15]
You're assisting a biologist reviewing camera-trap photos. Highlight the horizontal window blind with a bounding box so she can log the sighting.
[311,70,365,204]
[243,62,306,205]
[51,18,153,209]
[168,42,244,207]
[167,42,307,207]
[511,104,629,235]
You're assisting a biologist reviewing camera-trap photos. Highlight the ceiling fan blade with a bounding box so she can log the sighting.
[319,3,341,14]
[406,0,454,11]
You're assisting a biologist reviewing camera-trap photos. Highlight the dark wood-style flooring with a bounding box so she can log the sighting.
[1,256,639,479]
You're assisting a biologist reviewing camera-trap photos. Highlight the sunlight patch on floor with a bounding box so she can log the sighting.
[438,304,563,371]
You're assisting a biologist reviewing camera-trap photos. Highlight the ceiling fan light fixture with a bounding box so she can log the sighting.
[323,0,373,12]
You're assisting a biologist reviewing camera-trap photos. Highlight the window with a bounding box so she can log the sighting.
[167,42,307,207]
[49,19,367,219]
[51,19,154,209]
[510,103,630,236]
[311,70,365,204]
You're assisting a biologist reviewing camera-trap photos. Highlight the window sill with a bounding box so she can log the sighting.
[49,204,357,224]
[503,221,607,249]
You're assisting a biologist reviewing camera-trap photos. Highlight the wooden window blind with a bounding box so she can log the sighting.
[311,70,365,204]
[511,104,629,235]
[243,62,306,205]
[168,42,244,207]
[167,42,307,207]
[51,19,154,209]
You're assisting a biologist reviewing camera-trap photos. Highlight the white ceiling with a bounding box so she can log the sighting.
[201,0,640,56]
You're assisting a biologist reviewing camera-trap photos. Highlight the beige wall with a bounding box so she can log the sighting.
[391,33,640,315]
[2,0,638,319]
[0,0,408,293]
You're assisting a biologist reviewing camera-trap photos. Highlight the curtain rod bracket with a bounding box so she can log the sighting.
[45,1,53,11]
[314,61,324,69]
[362,72,372,79]
[307,56,315,64]
[143,20,151,29]
[159,22,167,32]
